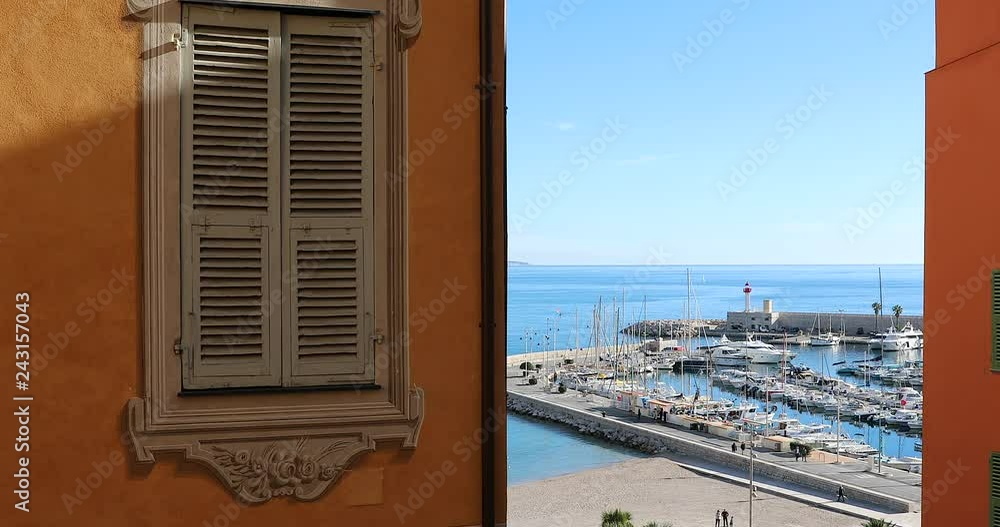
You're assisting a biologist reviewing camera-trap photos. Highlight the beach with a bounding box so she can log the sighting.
[508,457,876,527]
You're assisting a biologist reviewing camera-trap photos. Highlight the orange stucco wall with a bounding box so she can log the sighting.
[935,0,1000,66]
[924,1,1000,524]
[0,1,498,526]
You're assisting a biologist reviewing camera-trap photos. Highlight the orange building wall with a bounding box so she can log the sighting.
[0,1,497,526]
[924,1,1000,524]
[935,0,1000,66]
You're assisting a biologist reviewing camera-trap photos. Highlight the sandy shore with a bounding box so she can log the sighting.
[508,457,865,527]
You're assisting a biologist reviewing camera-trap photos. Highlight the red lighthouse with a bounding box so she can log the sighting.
[743,282,752,313]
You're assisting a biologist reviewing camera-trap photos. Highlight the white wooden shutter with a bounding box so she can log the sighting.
[281,16,375,386]
[181,6,282,389]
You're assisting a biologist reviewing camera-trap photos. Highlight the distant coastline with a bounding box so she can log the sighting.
[508,260,530,266]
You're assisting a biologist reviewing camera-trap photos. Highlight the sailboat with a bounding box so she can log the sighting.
[810,313,842,346]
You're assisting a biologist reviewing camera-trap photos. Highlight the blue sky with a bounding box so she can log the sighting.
[507,0,934,265]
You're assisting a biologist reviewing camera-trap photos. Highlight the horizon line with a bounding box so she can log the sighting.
[507,262,924,267]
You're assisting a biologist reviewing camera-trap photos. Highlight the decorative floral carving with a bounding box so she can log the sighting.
[208,438,361,502]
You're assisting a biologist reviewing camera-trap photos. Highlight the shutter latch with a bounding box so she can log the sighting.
[171,28,188,50]
[173,340,186,355]
[371,331,385,346]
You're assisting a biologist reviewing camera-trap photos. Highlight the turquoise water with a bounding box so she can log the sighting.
[506,265,923,485]
[507,413,649,485]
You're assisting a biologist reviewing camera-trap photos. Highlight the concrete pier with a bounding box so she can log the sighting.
[507,379,922,514]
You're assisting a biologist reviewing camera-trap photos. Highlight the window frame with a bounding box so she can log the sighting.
[125,0,423,503]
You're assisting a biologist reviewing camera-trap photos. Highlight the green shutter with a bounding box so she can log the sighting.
[992,453,1000,526]
[993,271,1000,371]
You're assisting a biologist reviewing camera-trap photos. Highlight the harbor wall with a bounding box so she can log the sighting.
[726,311,923,335]
[507,391,917,513]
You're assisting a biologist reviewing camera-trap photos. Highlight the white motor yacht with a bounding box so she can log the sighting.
[703,334,796,364]
[869,323,923,352]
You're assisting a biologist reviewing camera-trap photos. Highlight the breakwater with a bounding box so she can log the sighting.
[627,312,923,338]
[507,388,919,513]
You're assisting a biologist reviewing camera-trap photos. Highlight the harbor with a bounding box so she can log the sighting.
[507,375,922,515]
[507,275,926,520]
[509,338,924,461]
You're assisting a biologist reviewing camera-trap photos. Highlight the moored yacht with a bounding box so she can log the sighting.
[869,323,923,352]
[706,345,753,367]
[701,334,796,364]
[810,332,842,346]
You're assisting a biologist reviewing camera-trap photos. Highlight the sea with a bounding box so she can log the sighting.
[506,264,923,486]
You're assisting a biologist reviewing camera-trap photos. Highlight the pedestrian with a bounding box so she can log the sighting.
[752,485,759,498]
[715,509,721,527]
[721,508,729,527]
[794,450,800,462]
[837,485,846,503]
[731,442,737,453]
[730,513,735,527]
[740,442,746,455]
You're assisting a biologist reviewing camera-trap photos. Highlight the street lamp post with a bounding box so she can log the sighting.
[836,403,841,464]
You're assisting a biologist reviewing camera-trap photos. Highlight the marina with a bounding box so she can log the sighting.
[510,272,925,480]
[507,376,922,513]
[511,340,924,463]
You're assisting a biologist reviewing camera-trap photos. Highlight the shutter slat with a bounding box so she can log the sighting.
[290,74,363,86]
[195,67,269,79]
[193,57,268,71]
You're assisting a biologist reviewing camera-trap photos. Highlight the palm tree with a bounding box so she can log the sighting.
[861,519,898,527]
[642,522,672,527]
[601,509,634,527]
[871,302,882,331]
[891,304,903,328]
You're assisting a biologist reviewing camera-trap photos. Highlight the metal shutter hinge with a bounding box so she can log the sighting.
[173,341,186,355]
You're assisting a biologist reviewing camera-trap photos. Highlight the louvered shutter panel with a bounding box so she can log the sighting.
[992,453,1000,526]
[993,271,1000,371]
[282,16,375,386]
[181,6,282,389]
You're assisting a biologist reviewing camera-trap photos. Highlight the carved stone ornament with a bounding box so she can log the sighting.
[126,0,423,49]
[125,0,424,503]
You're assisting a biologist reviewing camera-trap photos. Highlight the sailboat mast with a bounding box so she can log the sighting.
[686,268,692,396]
[878,267,884,331]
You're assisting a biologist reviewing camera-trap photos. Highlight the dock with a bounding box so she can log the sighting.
[507,377,922,514]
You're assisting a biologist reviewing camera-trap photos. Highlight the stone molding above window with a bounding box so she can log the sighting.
[124,0,423,503]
